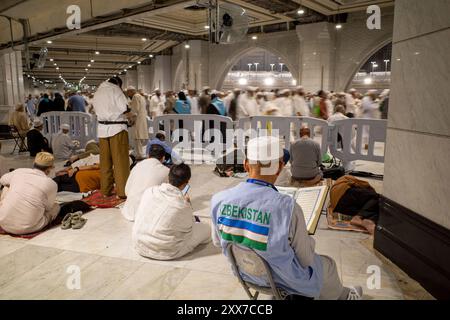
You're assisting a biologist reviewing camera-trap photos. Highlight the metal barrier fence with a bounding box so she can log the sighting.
[40,112,96,147]
[36,112,387,164]
[328,118,387,163]
[238,116,330,156]
[152,114,235,150]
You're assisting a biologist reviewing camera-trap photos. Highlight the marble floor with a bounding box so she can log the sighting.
[0,141,433,300]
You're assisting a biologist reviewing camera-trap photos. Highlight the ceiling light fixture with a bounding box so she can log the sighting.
[297,9,305,15]
[46,40,52,44]
[95,51,100,55]
[90,59,95,63]
[252,35,257,40]
[142,38,147,41]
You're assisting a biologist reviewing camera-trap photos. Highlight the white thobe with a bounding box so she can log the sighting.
[275,97,294,116]
[293,95,310,116]
[237,94,259,119]
[150,95,165,117]
[0,169,59,235]
[121,158,169,221]
[92,81,129,138]
[132,183,210,260]
[188,96,200,115]
[52,132,77,159]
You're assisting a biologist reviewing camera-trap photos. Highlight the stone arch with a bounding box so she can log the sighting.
[342,36,393,91]
[212,44,298,90]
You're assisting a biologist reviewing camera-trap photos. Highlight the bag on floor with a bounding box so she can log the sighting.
[214,148,246,177]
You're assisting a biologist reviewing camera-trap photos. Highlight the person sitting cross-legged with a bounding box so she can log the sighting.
[210,136,363,300]
[0,152,60,235]
[121,144,169,222]
[132,163,211,260]
[290,127,322,185]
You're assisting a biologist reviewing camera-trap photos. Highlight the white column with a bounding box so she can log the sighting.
[153,56,172,92]
[0,51,24,123]
[137,64,153,94]
[296,22,336,92]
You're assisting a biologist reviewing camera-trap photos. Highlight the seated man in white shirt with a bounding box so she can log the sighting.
[0,152,60,235]
[51,123,80,160]
[121,144,169,221]
[132,163,210,260]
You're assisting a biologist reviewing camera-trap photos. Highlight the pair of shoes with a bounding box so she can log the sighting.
[347,286,363,300]
[61,211,87,230]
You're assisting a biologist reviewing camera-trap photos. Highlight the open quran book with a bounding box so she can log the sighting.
[277,185,329,235]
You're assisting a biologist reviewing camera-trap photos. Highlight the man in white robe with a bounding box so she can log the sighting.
[0,152,59,235]
[121,144,169,222]
[292,86,310,117]
[237,86,259,119]
[127,86,149,160]
[132,163,210,260]
[149,88,165,118]
[275,89,294,116]
[51,123,80,159]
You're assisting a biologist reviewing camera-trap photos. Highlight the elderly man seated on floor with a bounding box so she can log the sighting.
[51,123,81,159]
[27,118,53,157]
[121,144,169,221]
[290,127,323,186]
[132,163,211,260]
[210,136,363,300]
[0,152,60,235]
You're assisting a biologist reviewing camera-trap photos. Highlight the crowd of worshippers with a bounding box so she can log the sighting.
[0,76,386,299]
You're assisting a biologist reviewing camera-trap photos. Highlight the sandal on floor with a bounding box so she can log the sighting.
[70,212,87,229]
[61,213,74,230]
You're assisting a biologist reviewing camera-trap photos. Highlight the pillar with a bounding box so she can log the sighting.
[374,0,450,299]
[137,64,153,94]
[0,50,24,123]
[296,22,336,92]
[153,55,172,92]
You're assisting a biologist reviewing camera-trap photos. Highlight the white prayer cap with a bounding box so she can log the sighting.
[211,89,218,95]
[202,86,210,90]
[34,152,54,167]
[247,86,258,92]
[367,89,378,95]
[126,86,136,91]
[233,88,241,92]
[246,136,283,162]
[61,123,70,130]
[33,118,43,127]
[295,86,304,90]
[153,88,160,92]
[279,89,290,95]
[349,88,357,93]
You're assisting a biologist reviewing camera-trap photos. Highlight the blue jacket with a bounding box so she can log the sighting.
[210,180,323,298]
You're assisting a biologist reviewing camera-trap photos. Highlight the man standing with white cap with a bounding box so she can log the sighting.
[150,88,165,118]
[0,152,60,235]
[237,86,259,119]
[127,86,149,160]
[51,123,80,159]
[210,136,363,299]
[92,76,132,199]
